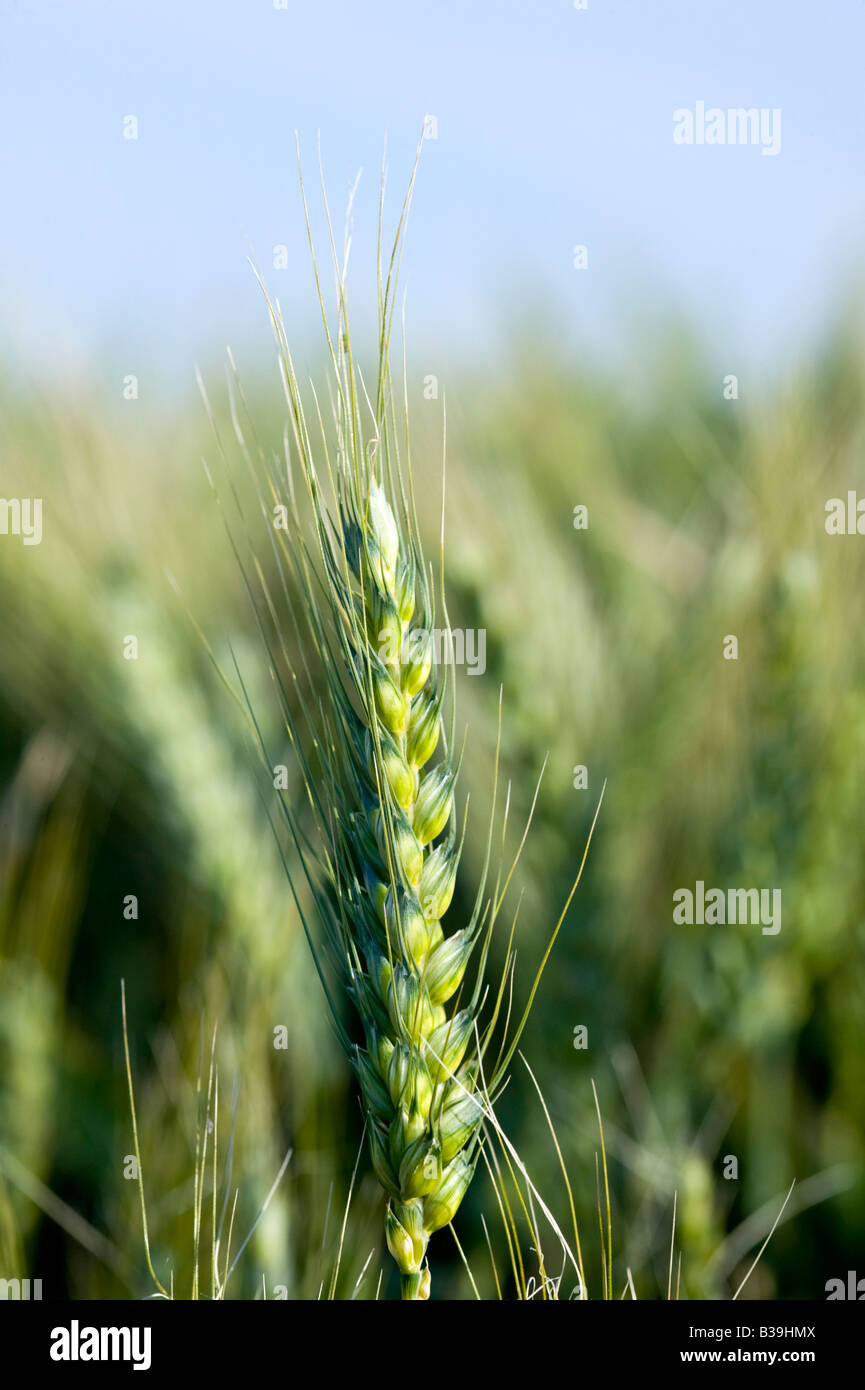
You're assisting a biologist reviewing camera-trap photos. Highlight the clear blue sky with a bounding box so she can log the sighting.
[1,0,863,387]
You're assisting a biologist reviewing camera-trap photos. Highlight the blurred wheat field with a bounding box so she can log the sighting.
[2,307,865,1298]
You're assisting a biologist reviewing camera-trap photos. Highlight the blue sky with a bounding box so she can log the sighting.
[1,0,863,388]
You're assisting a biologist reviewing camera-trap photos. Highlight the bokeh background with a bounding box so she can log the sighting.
[2,0,864,1299]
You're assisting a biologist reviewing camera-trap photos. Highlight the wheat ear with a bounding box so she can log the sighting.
[214,145,559,1299]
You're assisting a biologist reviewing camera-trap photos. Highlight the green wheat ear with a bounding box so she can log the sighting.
[207,137,584,1300]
